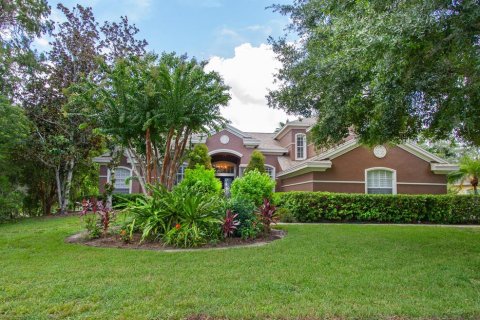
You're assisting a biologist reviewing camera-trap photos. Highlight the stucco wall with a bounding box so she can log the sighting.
[279,145,447,194]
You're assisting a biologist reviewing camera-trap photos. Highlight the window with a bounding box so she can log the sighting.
[175,164,187,184]
[213,161,235,175]
[113,167,131,194]
[296,133,307,160]
[265,165,275,180]
[366,169,396,194]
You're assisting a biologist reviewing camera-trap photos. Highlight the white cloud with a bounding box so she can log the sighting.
[205,43,295,133]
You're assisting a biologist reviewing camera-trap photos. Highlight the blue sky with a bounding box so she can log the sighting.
[45,0,297,132]
[56,0,291,59]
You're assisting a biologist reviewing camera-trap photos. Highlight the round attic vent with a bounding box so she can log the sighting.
[220,135,230,145]
[373,145,387,158]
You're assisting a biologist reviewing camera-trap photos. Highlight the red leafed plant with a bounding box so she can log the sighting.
[257,198,278,233]
[222,209,240,238]
[80,198,114,237]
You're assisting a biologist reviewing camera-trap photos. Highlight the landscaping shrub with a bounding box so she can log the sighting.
[226,196,259,238]
[230,169,275,206]
[187,144,212,169]
[124,184,224,247]
[245,150,266,174]
[275,192,480,224]
[175,164,222,196]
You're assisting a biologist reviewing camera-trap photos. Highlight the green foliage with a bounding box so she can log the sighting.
[245,150,266,174]
[269,1,480,146]
[239,218,261,240]
[187,144,212,169]
[230,170,275,206]
[124,184,223,247]
[226,196,258,238]
[175,164,222,196]
[448,156,480,195]
[83,214,101,239]
[70,52,231,189]
[276,207,297,223]
[275,192,480,224]
[0,97,30,220]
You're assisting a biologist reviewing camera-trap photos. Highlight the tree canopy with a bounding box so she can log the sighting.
[269,0,480,147]
[70,53,231,191]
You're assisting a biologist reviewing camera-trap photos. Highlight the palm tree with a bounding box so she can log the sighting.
[448,156,480,195]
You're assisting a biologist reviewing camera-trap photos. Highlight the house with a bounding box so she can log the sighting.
[93,118,458,195]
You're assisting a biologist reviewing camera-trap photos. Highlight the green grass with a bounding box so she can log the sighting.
[1,217,479,320]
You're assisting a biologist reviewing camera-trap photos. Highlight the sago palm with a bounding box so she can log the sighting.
[448,156,480,195]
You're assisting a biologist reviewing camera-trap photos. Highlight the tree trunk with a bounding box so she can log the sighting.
[160,127,175,187]
[60,158,75,213]
[471,176,478,195]
[126,148,147,195]
[146,127,152,185]
[54,166,63,214]
[166,129,190,190]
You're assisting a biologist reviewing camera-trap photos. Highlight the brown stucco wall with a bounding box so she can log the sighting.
[279,145,448,194]
[205,129,281,174]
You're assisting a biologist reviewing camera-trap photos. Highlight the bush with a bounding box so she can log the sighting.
[175,164,222,196]
[125,184,224,247]
[245,150,266,174]
[230,169,275,206]
[275,192,480,224]
[226,196,257,237]
[277,207,297,223]
[187,144,212,169]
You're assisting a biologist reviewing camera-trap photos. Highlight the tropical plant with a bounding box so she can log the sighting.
[124,184,223,246]
[71,53,231,192]
[188,144,212,169]
[81,198,115,237]
[448,156,480,195]
[257,198,278,233]
[124,185,175,241]
[230,169,275,206]
[222,210,240,238]
[239,218,261,240]
[245,150,266,174]
[175,164,222,196]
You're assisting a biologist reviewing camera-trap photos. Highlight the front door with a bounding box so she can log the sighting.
[212,161,236,193]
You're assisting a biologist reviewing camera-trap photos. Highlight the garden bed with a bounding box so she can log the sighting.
[66,228,286,251]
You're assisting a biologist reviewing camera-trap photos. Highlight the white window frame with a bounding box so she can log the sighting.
[107,166,132,194]
[295,133,307,160]
[212,161,237,177]
[264,164,276,180]
[175,163,188,185]
[364,167,397,195]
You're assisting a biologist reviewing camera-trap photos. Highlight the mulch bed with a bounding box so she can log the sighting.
[66,228,286,251]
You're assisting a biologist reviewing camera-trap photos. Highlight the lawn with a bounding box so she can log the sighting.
[1,216,479,320]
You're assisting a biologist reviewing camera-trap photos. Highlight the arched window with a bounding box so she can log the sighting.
[295,133,307,160]
[365,168,396,194]
[109,167,131,194]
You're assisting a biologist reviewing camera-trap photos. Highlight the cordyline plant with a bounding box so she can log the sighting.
[257,198,278,233]
[222,209,240,238]
[81,198,115,236]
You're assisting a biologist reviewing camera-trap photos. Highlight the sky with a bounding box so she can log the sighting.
[40,0,298,132]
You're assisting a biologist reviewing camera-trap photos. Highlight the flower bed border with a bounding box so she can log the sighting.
[66,228,286,252]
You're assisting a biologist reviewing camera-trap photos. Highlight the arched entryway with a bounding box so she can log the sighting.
[209,150,241,192]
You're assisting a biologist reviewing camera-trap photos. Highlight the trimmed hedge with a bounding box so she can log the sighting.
[273,192,480,224]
